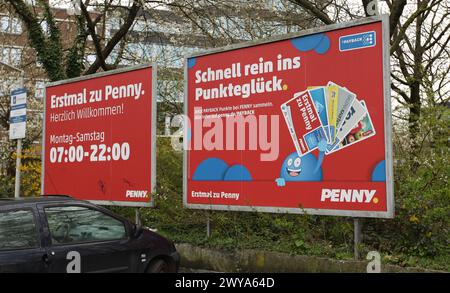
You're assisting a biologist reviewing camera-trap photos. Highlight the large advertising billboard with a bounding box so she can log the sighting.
[184,16,393,218]
[42,64,156,207]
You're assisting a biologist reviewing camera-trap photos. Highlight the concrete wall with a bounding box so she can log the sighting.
[176,243,443,273]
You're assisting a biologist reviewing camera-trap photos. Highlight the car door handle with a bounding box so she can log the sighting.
[42,251,55,264]
[42,253,50,264]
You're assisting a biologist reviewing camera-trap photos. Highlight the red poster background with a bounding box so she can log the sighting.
[186,20,393,217]
[43,66,154,206]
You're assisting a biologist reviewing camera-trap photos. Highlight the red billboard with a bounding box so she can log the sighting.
[184,16,394,218]
[42,64,156,207]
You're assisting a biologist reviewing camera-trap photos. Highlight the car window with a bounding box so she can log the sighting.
[45,206,126,245]
[0,209,39,250]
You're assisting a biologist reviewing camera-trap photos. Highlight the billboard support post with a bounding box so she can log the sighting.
[353,218,362,260]
[206,212,211,238]
[14,138,22,198]
[135,208,141,226]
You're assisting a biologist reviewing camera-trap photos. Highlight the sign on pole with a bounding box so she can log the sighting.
[184,16,394,218]
[9,88,27,140]
[42,64,157,207]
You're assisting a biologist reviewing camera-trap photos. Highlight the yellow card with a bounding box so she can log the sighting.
[326,85,339,143]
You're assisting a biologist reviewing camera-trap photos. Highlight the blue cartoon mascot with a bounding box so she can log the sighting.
[275,152,323,186]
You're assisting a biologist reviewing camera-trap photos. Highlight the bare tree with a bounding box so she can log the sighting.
[289,0,450,157]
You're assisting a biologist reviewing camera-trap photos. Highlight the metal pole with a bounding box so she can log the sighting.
[354,218,362,260]
[164,115,171,136]
[135,208,141,226]
[13,73,25,199]
[206,212,211,238]
[14,138,22,198]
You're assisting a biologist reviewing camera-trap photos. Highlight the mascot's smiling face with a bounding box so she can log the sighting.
[279,152,323,182]
[285,156,302,177]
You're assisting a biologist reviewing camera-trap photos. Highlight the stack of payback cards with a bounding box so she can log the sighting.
[281,81,376,156]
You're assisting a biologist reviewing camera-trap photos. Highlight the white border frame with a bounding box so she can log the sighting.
[183,15,394,218]
[41,63,157,208]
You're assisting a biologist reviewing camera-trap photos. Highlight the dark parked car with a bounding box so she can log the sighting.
[0,196,179,273]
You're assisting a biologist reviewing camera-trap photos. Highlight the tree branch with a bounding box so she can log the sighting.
[84,0,141,74]
[80,1,109,71]
[288,0,334,24]
[389,0,407,38]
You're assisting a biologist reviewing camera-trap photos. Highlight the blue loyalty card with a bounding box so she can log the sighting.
[304,127,327,150]
[308,87,330,143]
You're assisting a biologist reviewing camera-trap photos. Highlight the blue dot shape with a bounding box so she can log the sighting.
[291,34,324,52]
[314,35,330,54]
[187,57,196,69]
[371,160,386,182]
[224,165,252,181]
[193,158,228,181]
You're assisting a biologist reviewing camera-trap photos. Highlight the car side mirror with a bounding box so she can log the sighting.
[132,223,144,238]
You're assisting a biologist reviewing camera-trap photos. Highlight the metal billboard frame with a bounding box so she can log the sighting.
[41,63,157,208]
[183,15,394,218]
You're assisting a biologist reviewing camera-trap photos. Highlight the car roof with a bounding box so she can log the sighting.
[0,196,81,207]
[0,196,132,224]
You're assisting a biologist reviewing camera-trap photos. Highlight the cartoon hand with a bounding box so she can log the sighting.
[318,139,327,152]
[314,139,328,174]
[275,177,286,187]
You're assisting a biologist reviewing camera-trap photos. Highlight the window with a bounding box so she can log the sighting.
[10,18,22,34]
[85,54,97,65]
[1,16,9,32]
[132,20,147,32]
[40,20,49,36]
[0,210,39,250]
[265,0,287,11]
[106,18,122,38]
[45,206,126,244]
[0,16,22,35]
[1,46,22,66]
